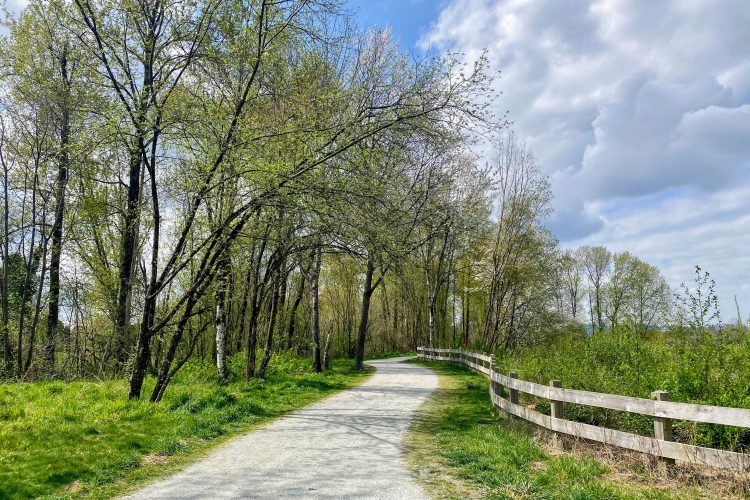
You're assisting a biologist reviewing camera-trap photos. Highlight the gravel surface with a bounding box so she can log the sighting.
[129,357,437,499]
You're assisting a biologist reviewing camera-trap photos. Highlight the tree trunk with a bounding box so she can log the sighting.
[347,285,355,358]
[258,275,280,378]
[463,286,470,347]
[276,258,287,342]
[235,243,255,353]
[1,132,10,376]
[246,298,261,380]
[215,253,231,383]
[322,326,332,370]
[115,145,142,366]
[245,234,269,381]
[128,108,163,399]
[44,46,71,372]
[310,249,322,373]
[151,295,199,402]
[428,299,436,348]
[354,259,375,371]
[287,272,305,349]
[128,299,153,399]
[25,211,48,375]
[17,166,39,376]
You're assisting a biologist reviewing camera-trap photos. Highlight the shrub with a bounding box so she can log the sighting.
[494,327,750,451]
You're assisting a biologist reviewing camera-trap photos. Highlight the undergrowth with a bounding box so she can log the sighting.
[493,330,750,451]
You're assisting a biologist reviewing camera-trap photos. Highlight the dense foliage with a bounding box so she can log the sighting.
[495,327,750,451]
[0,0,496,397]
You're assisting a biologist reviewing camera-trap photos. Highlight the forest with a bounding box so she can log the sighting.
[1,0,746,403]
[0,0,497,398]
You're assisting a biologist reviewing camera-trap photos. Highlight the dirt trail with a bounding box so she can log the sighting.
[129,357,437,499]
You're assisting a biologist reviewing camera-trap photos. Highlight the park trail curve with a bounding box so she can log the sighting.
[128,357,438,499]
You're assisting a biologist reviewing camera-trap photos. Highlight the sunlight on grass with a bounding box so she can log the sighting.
[0,353,372,499]
[404,360,712,500]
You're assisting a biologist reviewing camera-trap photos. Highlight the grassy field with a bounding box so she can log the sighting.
[494,331,750,451]
[0,353,372,499]
[404,360,743,499]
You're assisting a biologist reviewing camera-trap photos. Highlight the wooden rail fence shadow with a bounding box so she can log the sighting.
[417,346,750,472]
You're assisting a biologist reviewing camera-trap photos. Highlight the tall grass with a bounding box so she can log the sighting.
[494,329,750,451]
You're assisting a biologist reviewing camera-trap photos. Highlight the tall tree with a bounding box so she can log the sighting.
[0,123,11,376]
[580,246,612,332]
[559,249,583,320]
[482,133,554,351]
[43,22,74,372]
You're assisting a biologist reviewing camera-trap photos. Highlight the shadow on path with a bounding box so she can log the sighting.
[128,357,438,499]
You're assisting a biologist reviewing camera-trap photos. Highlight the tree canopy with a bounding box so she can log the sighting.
[0,0,682,404]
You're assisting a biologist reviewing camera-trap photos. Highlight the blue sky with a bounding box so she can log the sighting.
[348,0,447,51]
[351,0,750,320]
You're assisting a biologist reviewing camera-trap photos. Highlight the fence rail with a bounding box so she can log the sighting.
[417,346,750,472]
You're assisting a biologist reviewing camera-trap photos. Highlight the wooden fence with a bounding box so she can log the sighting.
[417,346,750,472]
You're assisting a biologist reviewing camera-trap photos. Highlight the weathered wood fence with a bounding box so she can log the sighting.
[417,346,750,472]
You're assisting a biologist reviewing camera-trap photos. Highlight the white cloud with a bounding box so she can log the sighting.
[423,0,750,318]
[6,0,29,14]
[569,184,750,319]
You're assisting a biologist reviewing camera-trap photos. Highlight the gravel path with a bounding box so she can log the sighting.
[129,357,437,499]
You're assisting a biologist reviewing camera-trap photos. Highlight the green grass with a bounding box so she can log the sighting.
[0,353,373,499]
[405,360,721,500]
[494,331,750,451]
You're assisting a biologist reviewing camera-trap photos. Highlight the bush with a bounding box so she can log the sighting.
[494,327,750,451]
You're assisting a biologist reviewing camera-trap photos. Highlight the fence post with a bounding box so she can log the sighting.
[489,355,497,395]
[651,390,675,466]
[509,371,519,405]
[549,379,564,448]
[550,380,563,419]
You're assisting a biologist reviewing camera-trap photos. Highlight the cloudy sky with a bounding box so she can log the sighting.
[355,0,750,320]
